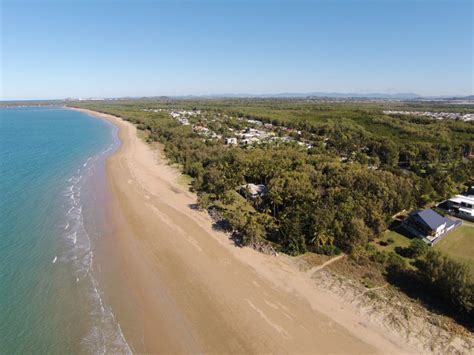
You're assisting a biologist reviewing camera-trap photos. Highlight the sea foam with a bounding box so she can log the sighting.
[59,126,131,354]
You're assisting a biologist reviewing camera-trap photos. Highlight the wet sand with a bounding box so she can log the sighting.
[74,108,417,354]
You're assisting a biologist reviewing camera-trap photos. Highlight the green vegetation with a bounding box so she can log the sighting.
[69,98,474,322]
[373,230,411,253]
[436,224,474,278]
[403,238,429,258]
[177,174,193,188]
[72,99,473,252]
[416,250,473,317]
[136,129,149,141]
[372,224,474,320]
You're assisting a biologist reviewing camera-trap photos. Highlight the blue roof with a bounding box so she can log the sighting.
[415,209,447,230]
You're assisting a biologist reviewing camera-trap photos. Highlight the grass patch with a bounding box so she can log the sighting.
[435,222,474,279]
[362,276,377,289]
[372,229,412,253]
[328,257,386,287]
[136,129,149,141]
[177,174,193,188]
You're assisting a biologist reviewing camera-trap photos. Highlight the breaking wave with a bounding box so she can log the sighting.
[58,124,131,354]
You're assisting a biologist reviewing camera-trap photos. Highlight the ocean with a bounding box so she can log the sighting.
[0,106,131,353]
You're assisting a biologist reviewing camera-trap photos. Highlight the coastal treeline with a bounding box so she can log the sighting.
[417,250,474,317]
[371,241,474,319]
[71,99,474,320]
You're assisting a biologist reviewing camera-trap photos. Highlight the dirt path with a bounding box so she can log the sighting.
[307,254,346,274]
[356,284,389,298]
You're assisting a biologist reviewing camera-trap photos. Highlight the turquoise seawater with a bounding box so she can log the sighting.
[0,107,130,353]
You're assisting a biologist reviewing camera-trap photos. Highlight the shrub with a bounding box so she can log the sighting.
[408,238,429,258]
[386,252,407,271]
[197,193,212,210]
[370,250,389,265]
[396,238,429,258]
[315,245,341,256]
[417,250,474,316]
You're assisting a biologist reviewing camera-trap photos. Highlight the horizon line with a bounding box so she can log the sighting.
[2,91,474,102]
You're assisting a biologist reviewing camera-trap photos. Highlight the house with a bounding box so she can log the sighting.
[247,119,263,126]
[225,137,238,145]
[193,125,209,132]
[443,194,474,222]
[239,183,267,199]
[241,137,260,145]
[402,208,462,245]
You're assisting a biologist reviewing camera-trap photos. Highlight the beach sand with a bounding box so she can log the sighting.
[74,108,418,354]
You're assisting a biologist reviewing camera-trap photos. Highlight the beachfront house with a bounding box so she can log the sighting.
[443,194,474,222]
[402,208,462,245]
[239,183,267,199]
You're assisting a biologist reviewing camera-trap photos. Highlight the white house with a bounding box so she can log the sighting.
[225,137,238,145]
[239,183,267,199]
[445,194,474,221]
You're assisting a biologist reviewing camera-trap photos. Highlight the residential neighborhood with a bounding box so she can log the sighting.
[141,108,315,149]
[398,187,474,245]
[383,110,474,121]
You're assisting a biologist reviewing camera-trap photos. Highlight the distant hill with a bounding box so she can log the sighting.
[296,92,421,100]
[174,92,422,100]
[50,92,474,102]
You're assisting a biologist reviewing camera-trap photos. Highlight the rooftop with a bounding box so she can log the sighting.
[415,209,447,230]
[449,195,474,205]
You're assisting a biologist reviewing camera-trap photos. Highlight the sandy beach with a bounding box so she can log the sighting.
[74,108,418,354]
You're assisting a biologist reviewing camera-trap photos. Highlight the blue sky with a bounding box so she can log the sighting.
[1,0,472,99]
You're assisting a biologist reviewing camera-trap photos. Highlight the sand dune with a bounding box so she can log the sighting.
[75,108,417,354]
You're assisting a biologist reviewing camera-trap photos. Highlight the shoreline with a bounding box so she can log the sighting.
[71,107,418,354]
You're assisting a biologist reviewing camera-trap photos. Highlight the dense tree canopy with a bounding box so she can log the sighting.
[72,99,473,256]
[71,99,474,320]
